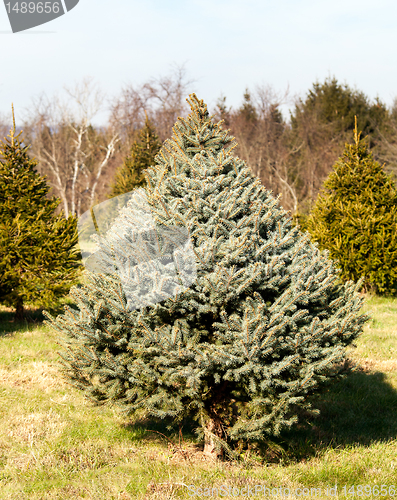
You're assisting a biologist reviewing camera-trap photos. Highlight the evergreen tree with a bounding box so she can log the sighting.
[238,89,257,123]
[289,77,388,212]
[304,120,397,295]
[214,94,231,127]
[291,77,387,140]
[0,110,82,321]
[108,113,161,198]
[44,95,368,459]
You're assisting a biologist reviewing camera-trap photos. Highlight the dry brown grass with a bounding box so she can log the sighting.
[7,410,67,444]
[356,358,397,372]
[0,362,67,392]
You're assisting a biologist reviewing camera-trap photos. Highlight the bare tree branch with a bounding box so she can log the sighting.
[23,79,119,218]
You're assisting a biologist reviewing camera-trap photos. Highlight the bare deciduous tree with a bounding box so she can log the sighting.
[110,64,196,145]
[24,78,119,218]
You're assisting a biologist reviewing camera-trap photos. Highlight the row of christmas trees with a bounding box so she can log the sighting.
[1,104,396,321]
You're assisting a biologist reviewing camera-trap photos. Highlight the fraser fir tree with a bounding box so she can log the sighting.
[0,110,82,321]
[305,120,397,295]
[44,95,368,459]
[108,113,161,198]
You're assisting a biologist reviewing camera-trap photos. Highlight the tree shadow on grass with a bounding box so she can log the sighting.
[0,300,76,337]
[269,364,397,463]
[0,306,45,336]
[118,363,397,464]
[121,414,199,447]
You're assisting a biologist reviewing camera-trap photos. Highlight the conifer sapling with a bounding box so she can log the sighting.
[108,113,161,198]
[0,108,82,320]
[305,119,397,295]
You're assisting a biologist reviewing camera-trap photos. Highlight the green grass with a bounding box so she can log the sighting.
[0,295,396,499]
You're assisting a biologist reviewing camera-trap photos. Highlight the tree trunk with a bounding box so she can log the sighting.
[204,414,224,459]
[203,381,229,459]
[14,297,25,322]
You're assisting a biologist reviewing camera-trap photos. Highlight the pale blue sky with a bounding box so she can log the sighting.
[1,0,396,126]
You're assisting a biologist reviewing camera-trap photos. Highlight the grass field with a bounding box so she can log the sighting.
[0,295,396,499]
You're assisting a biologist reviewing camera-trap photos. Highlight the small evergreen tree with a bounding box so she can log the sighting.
[0,110,82,320]
[44,95,368,459]
[108,113,161,198]
[305,120,397,295]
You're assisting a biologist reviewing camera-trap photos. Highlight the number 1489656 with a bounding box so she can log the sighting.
[5,2,61,14]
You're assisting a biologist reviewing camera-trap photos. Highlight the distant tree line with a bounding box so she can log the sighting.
[214,79,392,215]
[4,66,397,219]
